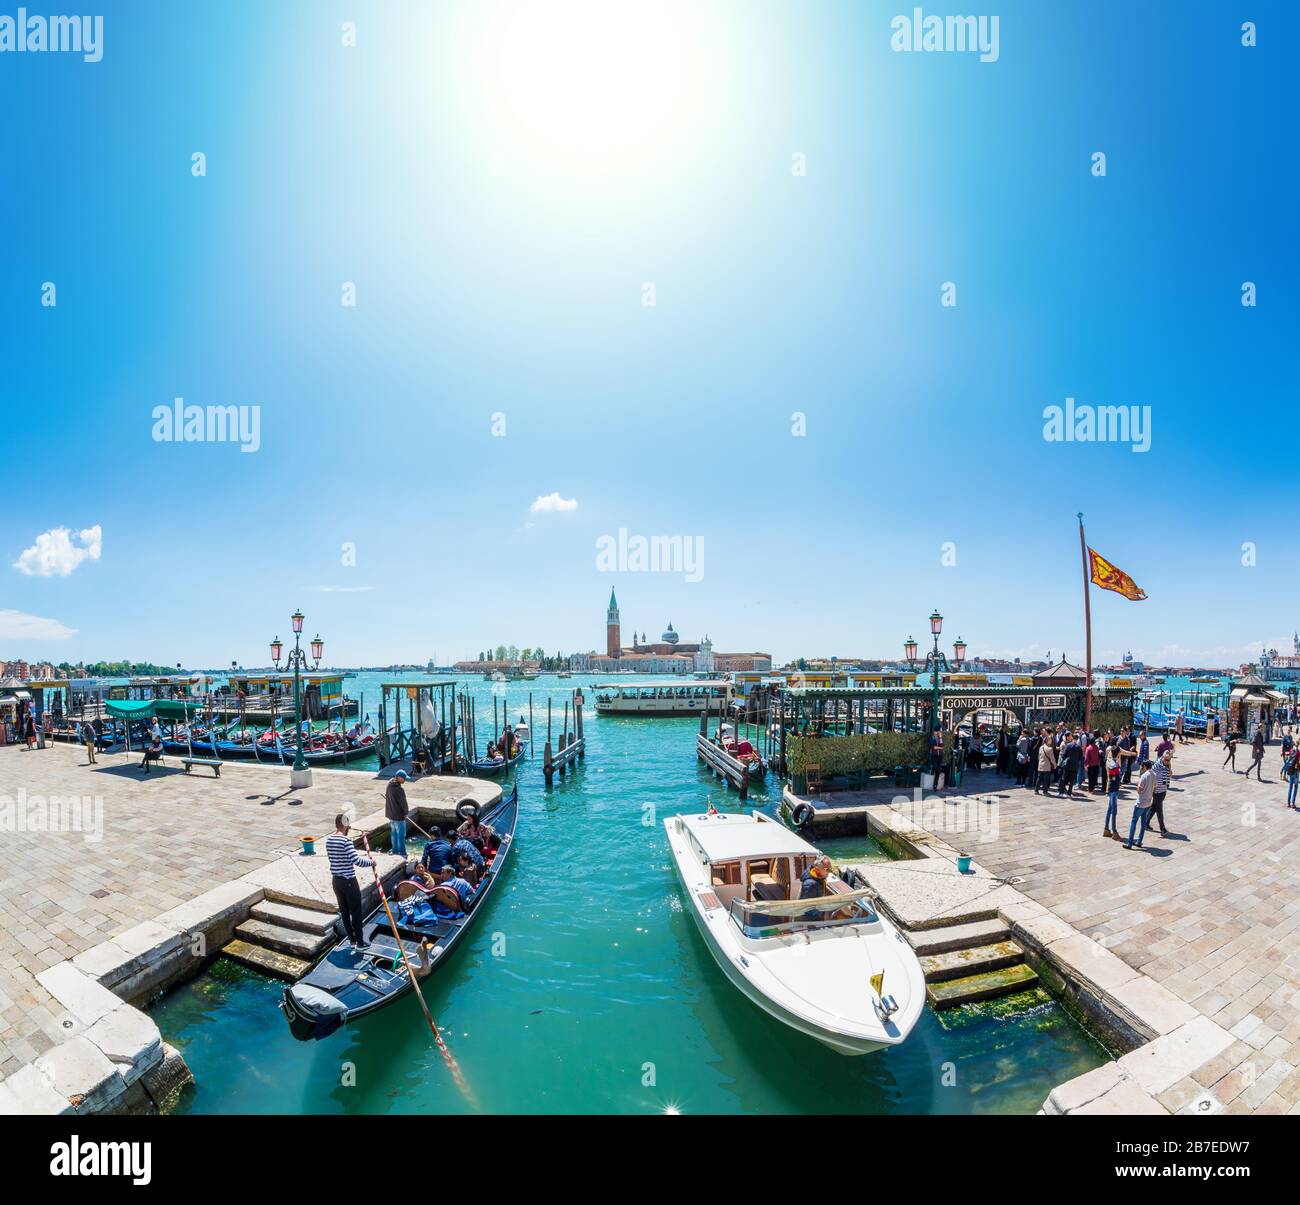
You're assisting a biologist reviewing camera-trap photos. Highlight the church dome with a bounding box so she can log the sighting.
[661,623,678,644]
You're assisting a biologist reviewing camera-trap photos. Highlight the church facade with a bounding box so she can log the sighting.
[571,589,768,674]
[1259,635,1300,681]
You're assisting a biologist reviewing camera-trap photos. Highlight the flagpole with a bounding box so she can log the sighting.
[1077,512,1092,729]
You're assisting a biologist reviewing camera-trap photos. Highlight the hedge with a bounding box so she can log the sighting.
[788,731,953,782]
[1089,708,1135,733]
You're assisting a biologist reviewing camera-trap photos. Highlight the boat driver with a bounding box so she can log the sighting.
[799,856,832,919]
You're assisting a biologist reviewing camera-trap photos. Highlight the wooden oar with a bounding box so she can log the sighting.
[405,815,436,841]
[359,831,476,1108]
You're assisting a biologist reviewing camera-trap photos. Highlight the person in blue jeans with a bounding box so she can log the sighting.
[1285,748,1299,809]
[385,768,410,857]
[1103,752,1121,838]
[1124,760,1156,850]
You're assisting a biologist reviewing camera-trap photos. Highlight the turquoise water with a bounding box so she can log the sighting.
[152,673,1108,1114]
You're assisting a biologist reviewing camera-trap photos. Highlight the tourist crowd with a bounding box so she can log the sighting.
[954,712,1299,851]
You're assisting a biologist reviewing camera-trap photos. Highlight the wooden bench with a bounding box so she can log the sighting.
[182,757,222,776]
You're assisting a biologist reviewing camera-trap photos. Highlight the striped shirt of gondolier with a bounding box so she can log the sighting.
[326,831,372,878]
[1153,761,1172,792]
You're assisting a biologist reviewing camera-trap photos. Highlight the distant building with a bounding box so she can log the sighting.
[694,635,714,674]
[607,588,622,658]
[578,592,768,674]
[1259,635,1300,681]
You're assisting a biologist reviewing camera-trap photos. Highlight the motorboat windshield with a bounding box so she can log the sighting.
[728,889,879,939]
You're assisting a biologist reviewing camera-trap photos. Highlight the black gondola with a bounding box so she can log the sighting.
[466,745,524,777]
[279,786,519,1041]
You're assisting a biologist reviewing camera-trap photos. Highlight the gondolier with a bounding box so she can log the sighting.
[326,814,374,952]
[282,788,519,1042]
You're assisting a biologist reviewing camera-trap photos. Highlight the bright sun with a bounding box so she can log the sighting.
[467,1,728,184]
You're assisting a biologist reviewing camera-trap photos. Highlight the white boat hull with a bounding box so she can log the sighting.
[691,907,894,1055]
[597,697,729,717]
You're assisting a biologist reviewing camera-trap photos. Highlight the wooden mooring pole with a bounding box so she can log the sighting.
[561,698,570,777]
[544,698,553,784]
[574,689,584,760]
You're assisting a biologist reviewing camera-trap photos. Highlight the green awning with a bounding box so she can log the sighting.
[154,699,201,718]
[104,700,156,719]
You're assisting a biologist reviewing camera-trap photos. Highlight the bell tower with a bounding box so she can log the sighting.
[606,587,621,658]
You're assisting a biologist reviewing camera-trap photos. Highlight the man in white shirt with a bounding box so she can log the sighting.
[1123,760,1157,850]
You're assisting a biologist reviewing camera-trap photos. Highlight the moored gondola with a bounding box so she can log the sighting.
[279,786,519,1041]
[466,745,524,777]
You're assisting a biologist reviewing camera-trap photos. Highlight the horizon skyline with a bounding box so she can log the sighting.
[4,599,1293,676]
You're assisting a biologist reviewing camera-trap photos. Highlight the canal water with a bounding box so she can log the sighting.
[153,673,1108,1114]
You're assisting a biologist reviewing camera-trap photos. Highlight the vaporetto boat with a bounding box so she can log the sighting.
[664,810,925,1055]
[595,678,733,717]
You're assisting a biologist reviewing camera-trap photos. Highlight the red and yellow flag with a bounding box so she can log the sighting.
[1088,548,1147,601]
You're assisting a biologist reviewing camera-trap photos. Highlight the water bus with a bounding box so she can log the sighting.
[594,678,734,717]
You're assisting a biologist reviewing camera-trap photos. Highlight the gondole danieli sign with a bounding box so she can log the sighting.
[941,693,1068,715]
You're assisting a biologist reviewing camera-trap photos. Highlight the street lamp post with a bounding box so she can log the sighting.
[903,610,967,736]
[271,610,323,787]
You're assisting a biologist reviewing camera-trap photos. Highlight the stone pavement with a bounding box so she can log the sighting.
[0,742,492,1083]
[873,736,1300,1114]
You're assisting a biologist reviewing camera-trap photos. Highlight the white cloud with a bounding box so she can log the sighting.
[530,492,578,514]
[0,609,78,641]
[310,585,376,593]
[13,525,103,577]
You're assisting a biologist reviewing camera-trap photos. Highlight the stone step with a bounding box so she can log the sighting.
[927,963,1039,1010]
[251,900,339,936]
[264,887,339,915]
[222,938,311,982]
[919,940,1025,983]
[233,919,333,960]
[906,918,1011,956]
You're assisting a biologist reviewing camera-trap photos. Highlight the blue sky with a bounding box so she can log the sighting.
[1,0,1295,669]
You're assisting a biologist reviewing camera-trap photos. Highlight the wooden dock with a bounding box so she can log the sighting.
[543,689,586,785]
[697,731,750,799]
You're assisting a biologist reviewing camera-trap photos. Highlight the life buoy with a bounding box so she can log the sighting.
[456,799,480,822]
[791,801,815,829]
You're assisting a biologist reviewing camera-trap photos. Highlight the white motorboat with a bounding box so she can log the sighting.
[664,810,925,1055]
